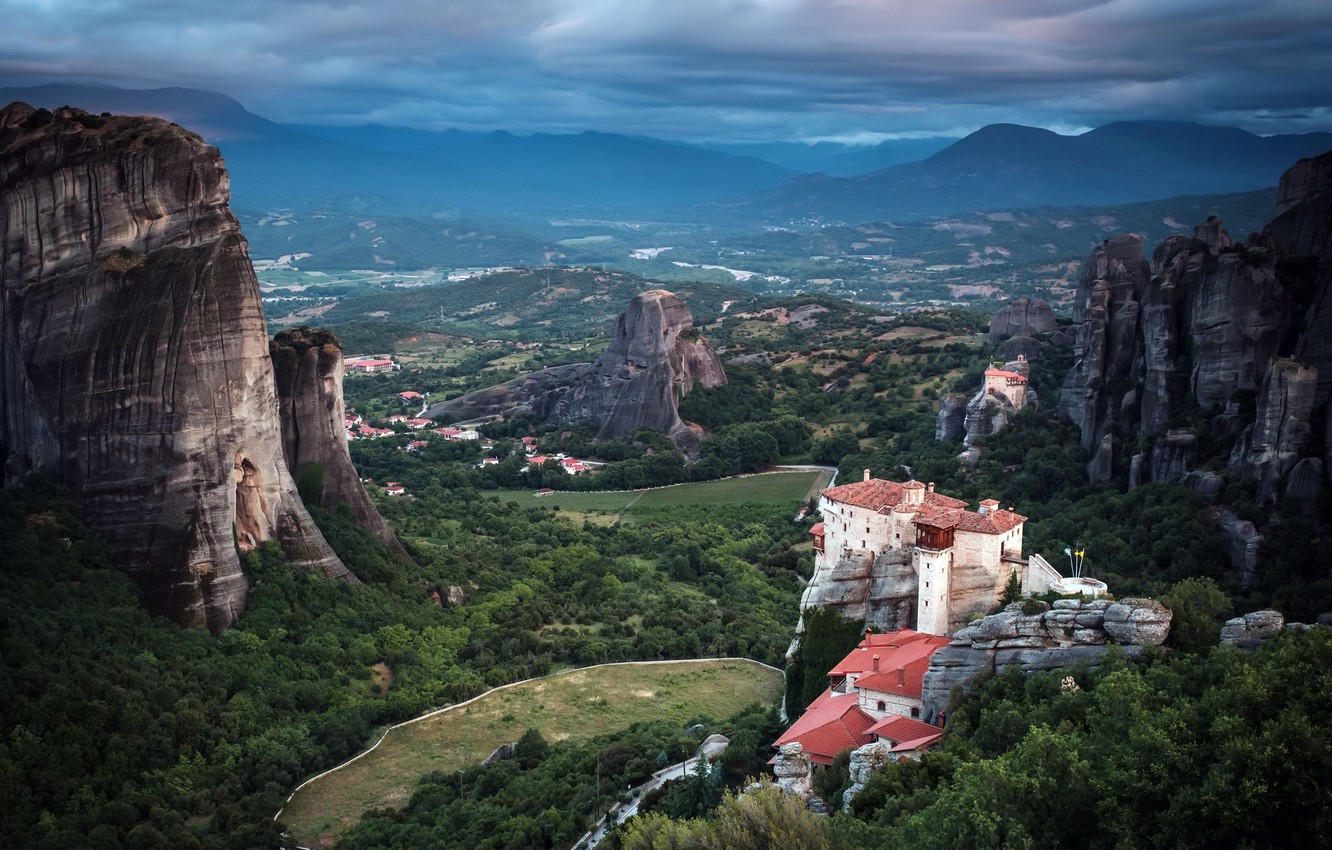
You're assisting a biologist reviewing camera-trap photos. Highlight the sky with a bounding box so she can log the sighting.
[3,0,1331,143]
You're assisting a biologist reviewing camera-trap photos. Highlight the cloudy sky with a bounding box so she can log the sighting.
[3,0,1331,143]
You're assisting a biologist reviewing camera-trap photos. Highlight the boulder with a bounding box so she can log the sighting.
[1220,610,1286,649]
[842,742,895,811]
[772,743,813,798]
[1102,598,1172,646]
[995,335,1042,362]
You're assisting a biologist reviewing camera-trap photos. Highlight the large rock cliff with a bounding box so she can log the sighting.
[270,327,407,557]
[428,290,726,451]
[0,104,355,630]
[1058,152,1332,507]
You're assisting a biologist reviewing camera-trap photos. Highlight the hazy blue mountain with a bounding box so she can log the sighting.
[1,84,795,216]
[698,137,957,176]
[725,121,1332,225]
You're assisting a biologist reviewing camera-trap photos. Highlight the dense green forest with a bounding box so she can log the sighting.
[0,472,807,849]
[622,627,1332,850]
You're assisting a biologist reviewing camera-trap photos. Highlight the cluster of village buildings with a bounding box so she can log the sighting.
[344,381,592,498]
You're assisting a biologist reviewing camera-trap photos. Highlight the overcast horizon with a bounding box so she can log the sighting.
[3,0,1331,144]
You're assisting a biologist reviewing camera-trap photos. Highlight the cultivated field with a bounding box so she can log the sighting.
[486,469,828,524]
[279,659,783,848]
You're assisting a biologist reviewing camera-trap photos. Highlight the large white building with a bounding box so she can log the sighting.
[805,473,1059,636]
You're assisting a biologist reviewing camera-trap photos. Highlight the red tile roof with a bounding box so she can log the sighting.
[985,369,1027,382]
[821,478,966,513]
[828,630,950,679]
[821,477,1025,535]
[856,657,935,699]
[866,715,944,744]
[810,522,825,536]
[773,689,875,765]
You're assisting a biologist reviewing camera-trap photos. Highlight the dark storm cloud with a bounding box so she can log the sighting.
[2,0,1329,140]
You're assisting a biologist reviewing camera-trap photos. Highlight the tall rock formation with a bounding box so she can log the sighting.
[987,296,1057,347]
[1059,151,1332,506]
[428,290,726,451]
[270,327,407,557]
[1,104,355,630]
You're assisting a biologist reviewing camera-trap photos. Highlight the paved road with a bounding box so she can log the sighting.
[577,734,729,849]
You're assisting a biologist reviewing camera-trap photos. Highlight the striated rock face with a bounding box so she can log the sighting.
[934,394,967,442]
[270,327,406,557]
[1059,152,1332,512]
[428,290,725,451]
[1230,358,1318,503]
[988,296,1057,346]
[919,598,1166,720]
[0,104,354,630]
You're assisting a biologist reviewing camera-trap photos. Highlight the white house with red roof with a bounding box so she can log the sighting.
[774,630,951,766]
[806,473,1059,636]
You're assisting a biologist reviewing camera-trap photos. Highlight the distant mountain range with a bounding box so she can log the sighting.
[4,84,1330,226]
[728,122,1332,224]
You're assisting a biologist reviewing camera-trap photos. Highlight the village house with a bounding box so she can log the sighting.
[355,424,396,439]
[435,427,480,442]
[774,630,951,766]
[398,390,424,403]
[384,482,406,496]
[807,473,1060,636]
[346,358,396,373]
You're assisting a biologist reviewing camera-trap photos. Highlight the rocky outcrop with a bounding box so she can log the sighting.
[1102,597,1173,645]
[1215,509,1262,587]
[919,598,1167,720]
[935,394,967,442]
[270,327,406,557]
[842,742,893,811]
[0,104,354,630]
[1219,610,1286,649]
[1059,152,1332,510]
[428,290,725,452]
[988,297,1057,346]
[772,743,813,798]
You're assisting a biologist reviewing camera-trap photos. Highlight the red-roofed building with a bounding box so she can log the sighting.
[809,473,1059,635]
[398,391,424,402]
[347,358,395,373]
[775,630,949,766]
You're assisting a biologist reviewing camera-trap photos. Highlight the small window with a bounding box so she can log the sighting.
[911,707,920,718]
[876,700,886,712]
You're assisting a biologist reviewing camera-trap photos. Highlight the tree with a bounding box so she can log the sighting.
[811,428,859,465]
[1161,576,1231,656]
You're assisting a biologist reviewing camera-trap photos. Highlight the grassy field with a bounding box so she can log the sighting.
[485,469,827,524]
[279,659,783,848]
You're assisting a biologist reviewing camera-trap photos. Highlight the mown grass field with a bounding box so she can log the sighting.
[279,659,784,848]
[486,469,828,524]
